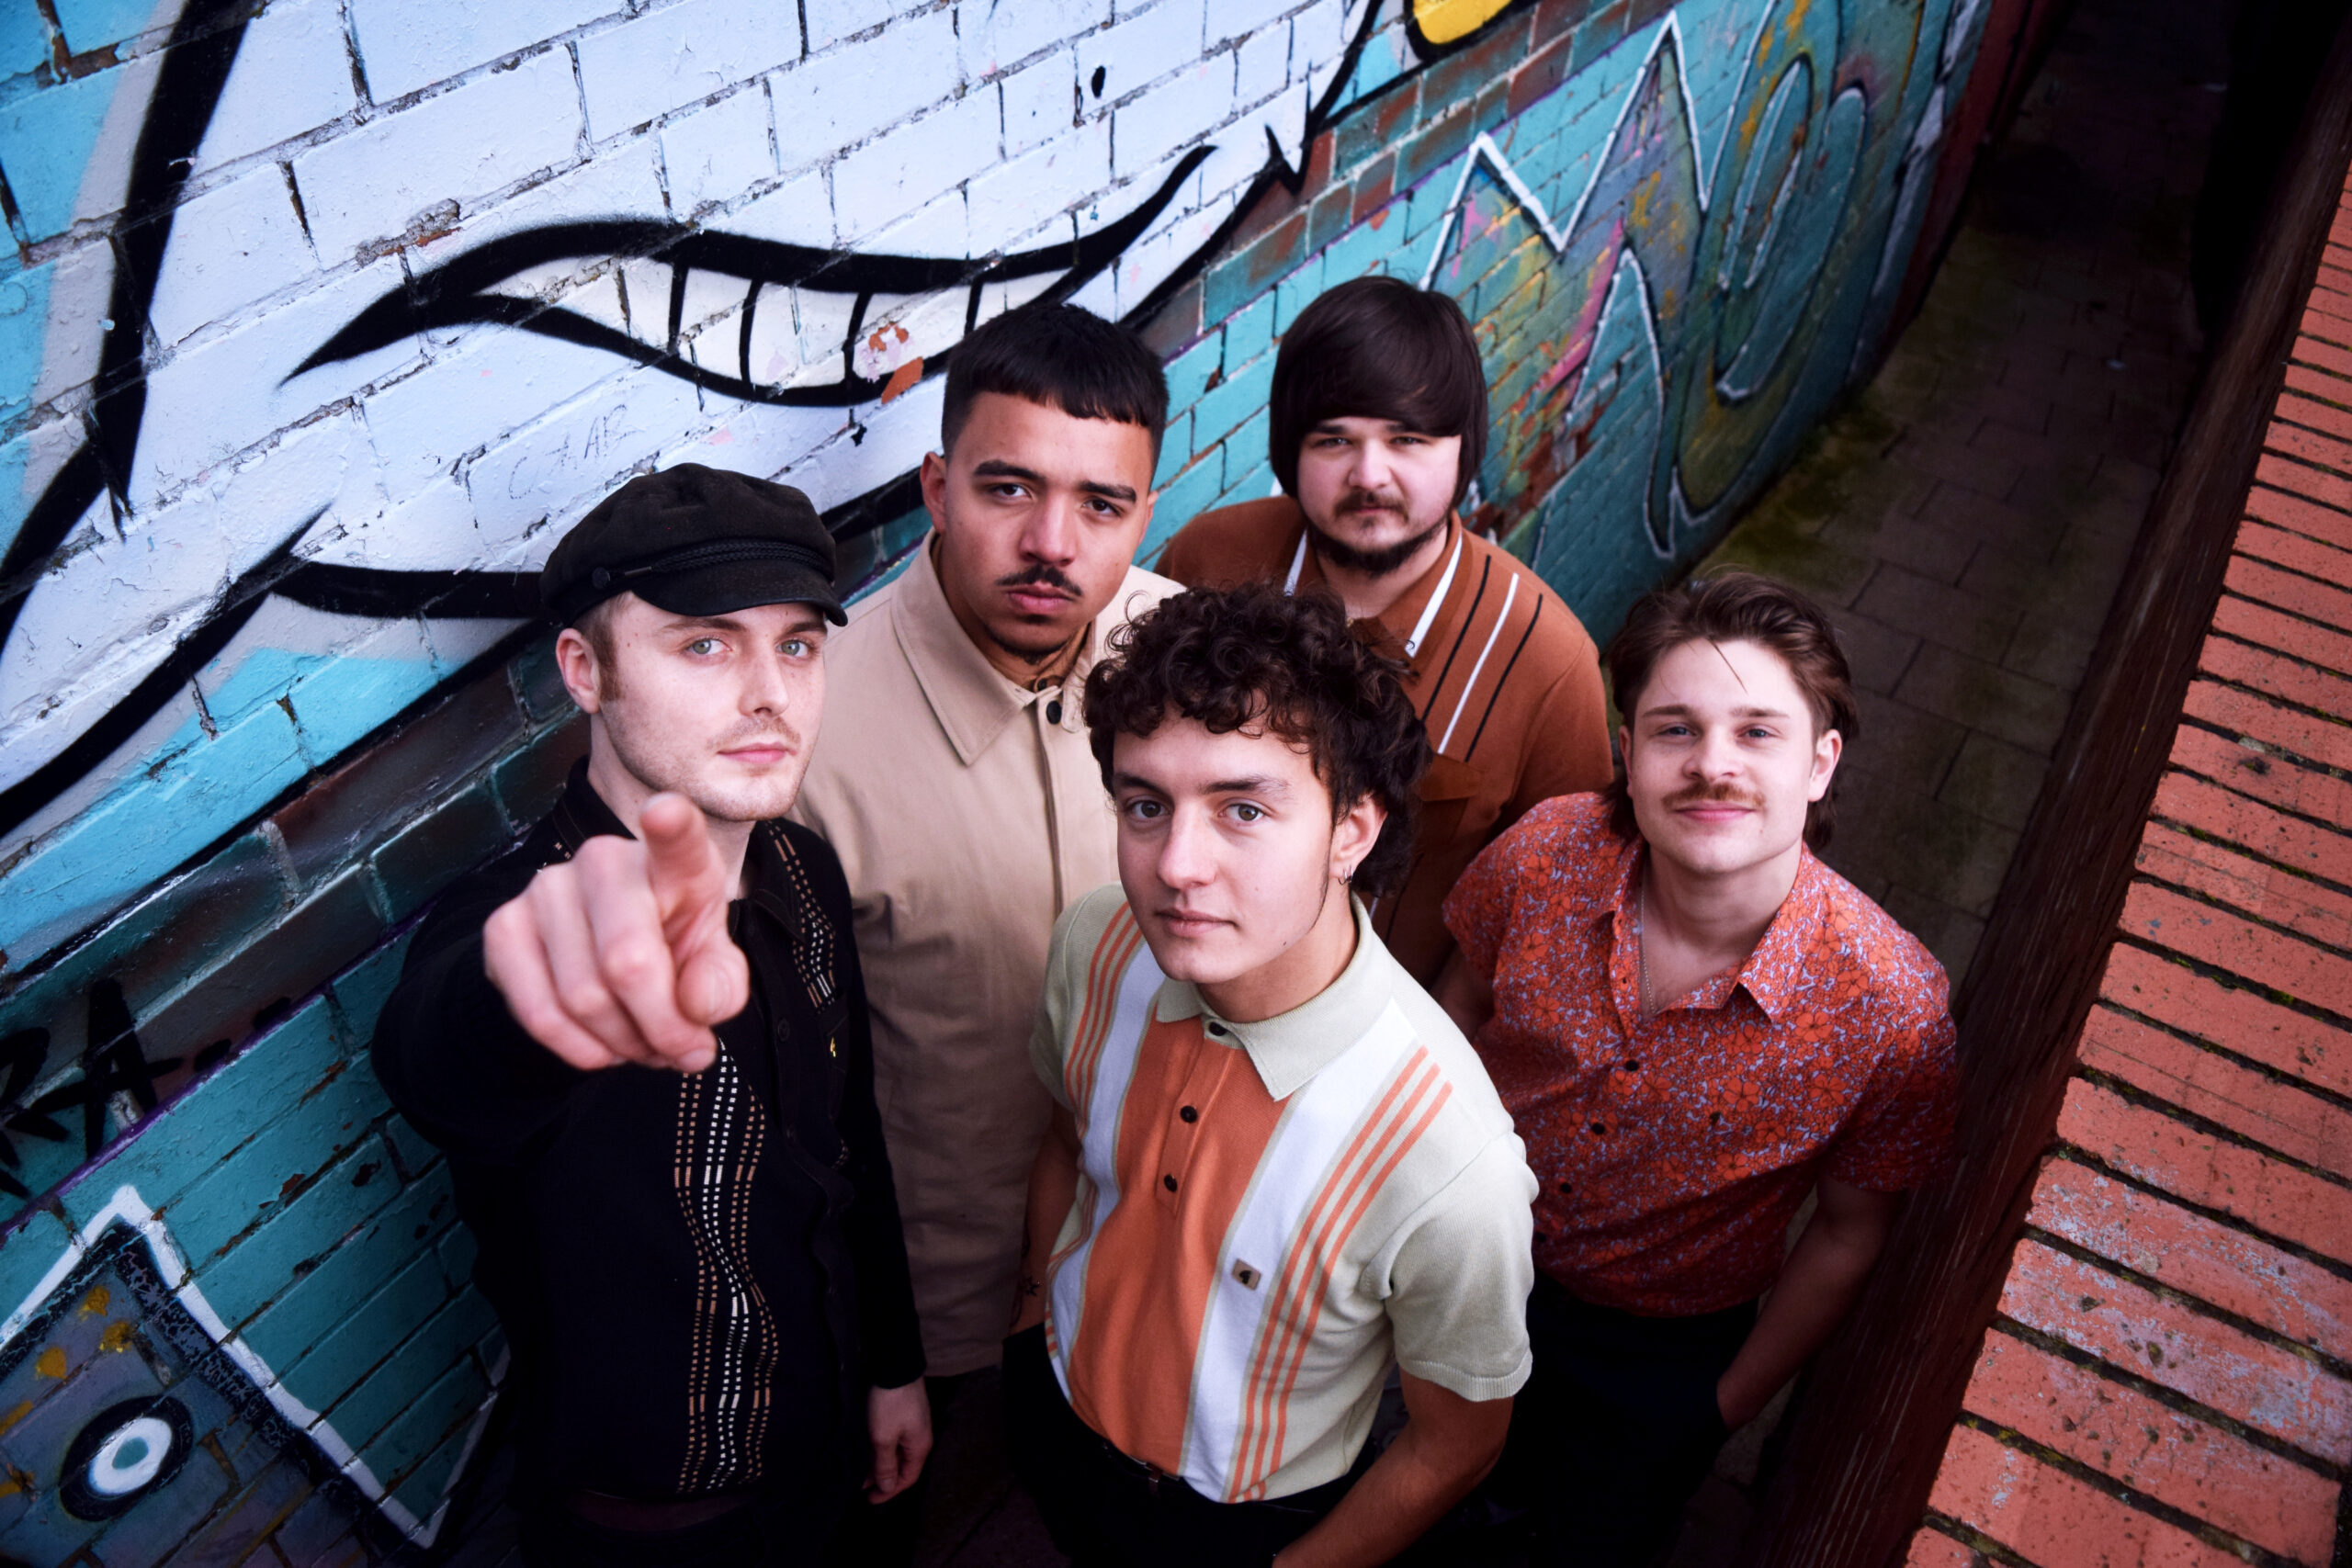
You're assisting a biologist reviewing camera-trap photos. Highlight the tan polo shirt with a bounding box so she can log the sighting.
[1156,498,1613,982]
[790,542,1177,1375]
[1031,886,1536,1501]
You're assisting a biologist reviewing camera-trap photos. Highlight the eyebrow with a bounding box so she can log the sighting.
[1640,703,1792,719]
[971,457,1137,505]
[1110,773,1292,797]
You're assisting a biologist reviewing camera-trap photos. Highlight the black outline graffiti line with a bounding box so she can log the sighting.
[0,0,1489,844]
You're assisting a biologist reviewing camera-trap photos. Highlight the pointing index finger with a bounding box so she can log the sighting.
[639,793,730,926]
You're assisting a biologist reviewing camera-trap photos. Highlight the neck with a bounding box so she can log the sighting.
[933,537,1089,687]
[1641,839,1803,968]
[1199,881,1360,1023]
[1309,515,1453,623]
[584,731,756,894]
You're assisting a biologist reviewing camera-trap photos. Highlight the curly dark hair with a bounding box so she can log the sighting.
[1084,584,1430,899]
[1602,570,1859,851]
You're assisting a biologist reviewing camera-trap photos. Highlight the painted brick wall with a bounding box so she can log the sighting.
[1900,164,2352,1568]
[0,0,2032,1560]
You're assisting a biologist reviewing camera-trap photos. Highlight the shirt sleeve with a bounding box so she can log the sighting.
[1442,807,1544,984]
[1507,653,1614,822]
[1376,1132,1538,1403]
[1825,999,1960,1192]
[368,858,587,1167]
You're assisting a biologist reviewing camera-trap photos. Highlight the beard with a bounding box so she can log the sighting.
[988,561,1089,663]
[1306,495,1447,578]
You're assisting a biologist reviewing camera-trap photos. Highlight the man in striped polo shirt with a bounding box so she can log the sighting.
[1006,584,1539,1567]
[1155,276,1612,985]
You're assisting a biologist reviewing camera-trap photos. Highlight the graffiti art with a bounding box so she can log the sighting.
[0,0,2010,1558]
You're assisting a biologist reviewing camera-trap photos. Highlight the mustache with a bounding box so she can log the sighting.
[997,563,1081,597]
[1337,488,1406,514]
[718,722,801,750]
[1663,780,1765,811]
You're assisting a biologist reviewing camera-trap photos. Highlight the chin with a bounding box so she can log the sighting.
[1137,925,1243,986]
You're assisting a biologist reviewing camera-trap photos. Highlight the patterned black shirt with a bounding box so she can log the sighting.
[371,762,923,1506]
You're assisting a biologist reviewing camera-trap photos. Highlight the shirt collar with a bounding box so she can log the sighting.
[1288,513,1463,661]
[1602,829,1829,1025]
[890,538,1103,767]
[1148,897,1396,1100]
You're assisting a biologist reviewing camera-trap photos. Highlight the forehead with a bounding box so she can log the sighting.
[1306,412,1443,437]
[950,390,1155,482]
[1114,714,1325,791]
[605,593,828,636]
[1635,637,1808,713]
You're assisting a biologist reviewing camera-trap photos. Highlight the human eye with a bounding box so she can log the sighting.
[779,637,812,658]
[1121,796,1165,822]
[684,636,723,657]
[1227,801,1265,824]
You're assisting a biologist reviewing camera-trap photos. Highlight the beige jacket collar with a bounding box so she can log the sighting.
[1151,897,1396,1101]
[889,539,1107,768]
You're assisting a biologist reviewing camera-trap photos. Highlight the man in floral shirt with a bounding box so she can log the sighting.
[1436,570,1958,1566]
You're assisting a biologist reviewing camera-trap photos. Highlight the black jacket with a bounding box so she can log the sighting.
[370,763,923,1507]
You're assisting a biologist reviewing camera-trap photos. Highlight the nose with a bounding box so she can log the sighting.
[1687,724,1741,780]
[1156,806,1216,892]
[741,648,793,716]
[1348,440,1393,493]
[1020,491,1080,567]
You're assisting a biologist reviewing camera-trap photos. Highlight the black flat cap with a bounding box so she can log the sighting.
[541,464,844,626]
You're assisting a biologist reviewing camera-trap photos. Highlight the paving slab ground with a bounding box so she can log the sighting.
[1659,0,2234,1562]
[1693,0,2231,1001]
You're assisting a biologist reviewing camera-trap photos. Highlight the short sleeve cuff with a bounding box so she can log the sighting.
[1395,1350,1531,1404]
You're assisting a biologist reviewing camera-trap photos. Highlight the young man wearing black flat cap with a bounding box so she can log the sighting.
[372,464,929,1568]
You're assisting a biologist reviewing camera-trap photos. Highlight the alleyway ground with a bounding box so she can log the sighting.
[1664,0,2233,1560]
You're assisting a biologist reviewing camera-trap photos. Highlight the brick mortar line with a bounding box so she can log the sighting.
[1917,1510,2046,1568]
[2169,713,2352,799]
[1994,1283,2352,1475]
[2221,564,2352,636]
[2046,1138,2352,1297]
[2091,990,2352,1120]
[2196,636,2352,728]
[2117,863,2352,990]
[2152,807,2352,911]
[2128,835,2352,962]
[2264,433,2352,486]
[2073,1064,2352,1200]
[1949,1409,2305,1568]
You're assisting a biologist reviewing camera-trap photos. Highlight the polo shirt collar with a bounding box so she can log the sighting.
[1149,897,1393,1100]
[890,538,1093,767]
[1603,831,1829,1025]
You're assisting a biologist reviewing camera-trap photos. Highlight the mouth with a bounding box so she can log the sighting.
[1003,583,1078,616]
[1154,908,1229,938]
[1671,800,1758,823]
[720,742,796,767]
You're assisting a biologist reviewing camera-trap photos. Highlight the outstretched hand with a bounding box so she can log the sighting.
[482,793,751,1072]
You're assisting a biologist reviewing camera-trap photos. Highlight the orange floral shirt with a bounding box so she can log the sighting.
[1442,795,1958,1315]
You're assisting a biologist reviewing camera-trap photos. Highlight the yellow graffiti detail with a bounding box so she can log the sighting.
[98,1320,135,1353]
[0,1401,31,1436]
[1412,0,1513,47]
[34,1347,65,1380]
[77,1286,110,1316]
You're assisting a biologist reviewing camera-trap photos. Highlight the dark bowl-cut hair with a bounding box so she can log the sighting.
[1603,570,1859,851]
[1268,276,1488,507]
[1085,583,1430,900]
[941,302,1170,463]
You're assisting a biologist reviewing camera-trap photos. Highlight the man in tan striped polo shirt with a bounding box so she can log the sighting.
[1156,276,1611,983]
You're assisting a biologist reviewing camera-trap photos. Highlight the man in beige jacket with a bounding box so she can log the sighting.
[791,303,1176,1553]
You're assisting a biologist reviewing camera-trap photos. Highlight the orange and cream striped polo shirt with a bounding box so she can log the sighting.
[1027,885,1537,1504]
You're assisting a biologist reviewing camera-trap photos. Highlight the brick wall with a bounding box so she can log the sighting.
[1896,168,2352,1568]
[0,0,2032,1560]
